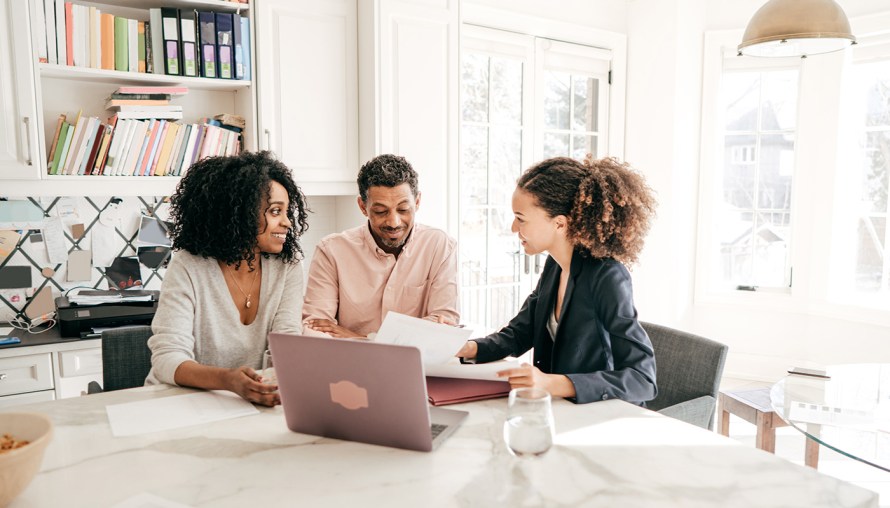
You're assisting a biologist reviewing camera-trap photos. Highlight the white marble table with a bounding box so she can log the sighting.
[3,385,878,508]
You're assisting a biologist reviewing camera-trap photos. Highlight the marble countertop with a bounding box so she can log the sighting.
[3,385,878,508]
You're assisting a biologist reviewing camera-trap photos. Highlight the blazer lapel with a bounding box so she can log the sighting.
[534,258,559,336]
[555,251,583,337]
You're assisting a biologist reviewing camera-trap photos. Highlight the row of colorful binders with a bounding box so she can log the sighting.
[47,114,242,177]
[33,1,251,80]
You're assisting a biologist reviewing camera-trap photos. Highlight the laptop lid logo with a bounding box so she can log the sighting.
[329,380,369,410]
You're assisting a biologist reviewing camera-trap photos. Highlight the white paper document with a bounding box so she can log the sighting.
[106,391,259,437]
[426,358,522,381]
[375,312,473,365]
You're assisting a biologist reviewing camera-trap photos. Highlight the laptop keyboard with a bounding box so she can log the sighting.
[430,423,448,439]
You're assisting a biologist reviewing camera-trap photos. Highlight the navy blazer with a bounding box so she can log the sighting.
[473,251,657,405]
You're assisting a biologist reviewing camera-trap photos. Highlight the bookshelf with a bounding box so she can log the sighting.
[0,0,256,196]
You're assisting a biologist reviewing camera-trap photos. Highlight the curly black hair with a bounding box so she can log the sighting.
[357,154,419,202]
[516,155,656,266]
[168,151,310,269]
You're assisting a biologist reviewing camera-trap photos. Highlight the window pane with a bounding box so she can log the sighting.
[461,125,488,206]
[543,132,569,158]
[459,207,488,288]
[490,285,518,332]
[572,76,599,132]
[487,208,519,286]
[760,71,798,131]
[854,216,886,291]
[490,58,523,125]
[544,71,570,129]
[716,67,798,289]
[864,67,890,127]
[571,134,597,160]
[490,127,522,206]
[751,211,790,286]
[724,72,759,132]
[461,54,489,123]
[757,133,795,212]
[723,134,757,209]
[862,130,890,214]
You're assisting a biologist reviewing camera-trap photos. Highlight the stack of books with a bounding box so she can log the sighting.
[34,1,251,80]
[106,85,187,120]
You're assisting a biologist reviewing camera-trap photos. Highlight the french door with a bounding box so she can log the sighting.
[459,25,612,332]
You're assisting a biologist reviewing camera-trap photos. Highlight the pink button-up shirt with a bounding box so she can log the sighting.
[302,223,459,336]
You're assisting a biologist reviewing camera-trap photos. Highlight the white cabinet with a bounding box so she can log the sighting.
[0,341,101,406]
[255,0,358,196]
[358,0,459,231]
[0,0,40,180]
[0,352,54,400]
[2,0,258,197]
[56,348,102,398]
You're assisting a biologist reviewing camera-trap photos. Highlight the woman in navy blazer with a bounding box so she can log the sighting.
[458,156,658,405]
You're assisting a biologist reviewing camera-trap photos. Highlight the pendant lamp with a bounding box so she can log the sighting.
[738,0,856,58]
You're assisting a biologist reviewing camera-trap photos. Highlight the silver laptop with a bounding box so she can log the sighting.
[268,333,468,452]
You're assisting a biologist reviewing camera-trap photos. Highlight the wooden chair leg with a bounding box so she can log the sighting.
[805,438,820,469]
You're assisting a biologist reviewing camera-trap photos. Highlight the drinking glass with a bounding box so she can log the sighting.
[503,387,555,457]
[261,349,277,384]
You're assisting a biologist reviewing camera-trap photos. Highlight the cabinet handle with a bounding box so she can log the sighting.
[523,254,530,275]
[264,128,272,152]
[534,254,542,274]
[0,373,7,381]
[22,117,33,166]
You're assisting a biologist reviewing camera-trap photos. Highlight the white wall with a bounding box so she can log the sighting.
[624,0,890,381]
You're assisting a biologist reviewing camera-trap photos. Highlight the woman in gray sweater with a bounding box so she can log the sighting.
[146,151,310,406]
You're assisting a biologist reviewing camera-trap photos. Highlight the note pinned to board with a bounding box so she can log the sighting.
[0,230,22,263]
[0,200,45,229]
[375,312,472,366]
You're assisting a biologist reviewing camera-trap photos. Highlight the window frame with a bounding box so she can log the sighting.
[696,24,890,327]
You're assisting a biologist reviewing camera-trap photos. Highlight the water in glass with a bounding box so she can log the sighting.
[504,387,554,457]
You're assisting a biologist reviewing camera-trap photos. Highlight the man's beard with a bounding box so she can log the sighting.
[379,227,408,248]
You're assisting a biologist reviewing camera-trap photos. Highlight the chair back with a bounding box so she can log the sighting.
[100,325,153,392]
[642,321,728,429]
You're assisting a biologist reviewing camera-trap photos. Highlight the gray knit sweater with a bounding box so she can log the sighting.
[146,250,303,386]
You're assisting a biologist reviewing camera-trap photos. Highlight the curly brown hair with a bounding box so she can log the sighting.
[516,155,656,265]
[169,151,310,269]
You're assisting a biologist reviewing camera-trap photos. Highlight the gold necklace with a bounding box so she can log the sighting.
[226,264,260,308]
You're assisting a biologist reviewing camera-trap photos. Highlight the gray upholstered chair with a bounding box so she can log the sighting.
[87,325,153,393]
[642,321,728,430]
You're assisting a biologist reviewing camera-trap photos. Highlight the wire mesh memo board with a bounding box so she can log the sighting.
[0,196,171,323]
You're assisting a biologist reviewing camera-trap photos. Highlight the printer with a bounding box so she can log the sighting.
[55,290,160,338]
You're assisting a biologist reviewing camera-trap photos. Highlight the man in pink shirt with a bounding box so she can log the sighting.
[303,154,459,338]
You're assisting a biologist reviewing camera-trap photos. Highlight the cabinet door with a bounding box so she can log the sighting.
[0,0,40,179]
[256,0,358,194]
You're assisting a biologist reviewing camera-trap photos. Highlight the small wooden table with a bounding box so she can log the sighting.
[718,388,819,468]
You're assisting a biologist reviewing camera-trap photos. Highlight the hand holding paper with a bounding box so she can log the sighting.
[375,312,471,365]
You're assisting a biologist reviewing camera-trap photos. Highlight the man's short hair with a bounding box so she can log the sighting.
[357,154,419,202]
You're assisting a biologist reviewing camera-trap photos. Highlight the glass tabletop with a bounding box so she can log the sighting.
[770,364,890,472]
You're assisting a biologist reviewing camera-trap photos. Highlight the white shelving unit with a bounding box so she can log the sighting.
[2,0,257,196]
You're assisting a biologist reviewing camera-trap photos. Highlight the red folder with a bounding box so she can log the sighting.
[425,376,511,406]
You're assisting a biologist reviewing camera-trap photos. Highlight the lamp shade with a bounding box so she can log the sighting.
[738,0,855,58]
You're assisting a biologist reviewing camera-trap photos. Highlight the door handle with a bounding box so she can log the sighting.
[22,117,33,166]
[264,128,272,152]
[0,373,7,381]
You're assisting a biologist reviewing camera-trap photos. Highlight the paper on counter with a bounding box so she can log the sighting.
[106,391,259,437]
[426,358,521,381]
[375,311,472,365]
